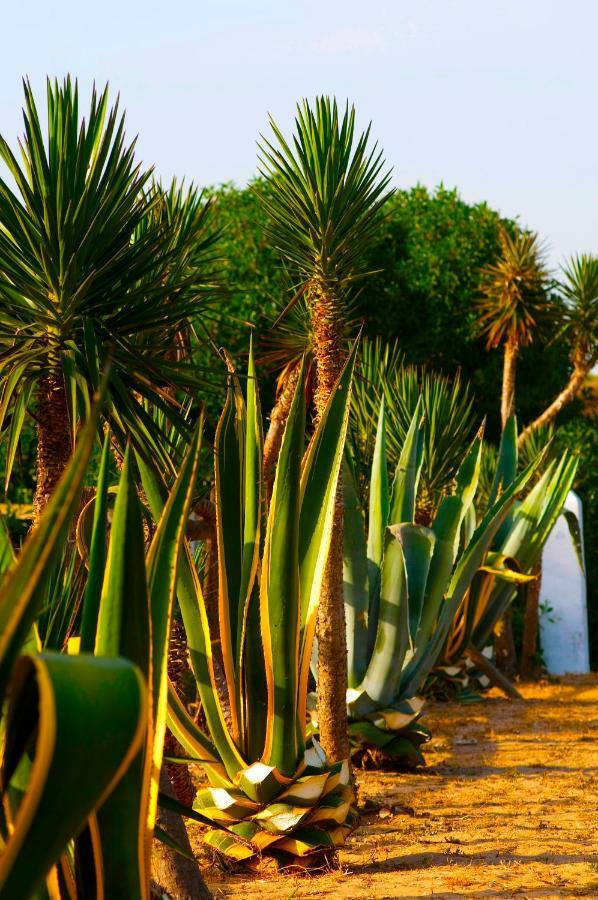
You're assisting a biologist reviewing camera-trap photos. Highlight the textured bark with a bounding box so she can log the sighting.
[521,561,542,679]
[263,362,301,505]
[311,282,350,764]
[500,338,519,430]
[518,363,588,447]
[153,768,212,900]
[165,619,196,808]
[493,609,518,677]
[33,374,73,527]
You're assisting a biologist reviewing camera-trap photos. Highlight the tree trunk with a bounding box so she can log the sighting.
[517,363,588,448]
[520,561,542,679]
[493,608,517,677]
[310,283,350,764]
[263,362,301,505]
[33,373,73,527]
[501,338,519,430]
[153,768,212,900]
[465,646,523,699]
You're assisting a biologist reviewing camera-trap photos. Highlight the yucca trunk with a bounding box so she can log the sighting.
[521,560,542,679]
[310,282,350,763]
[500,338,519,430]
[263,362,301,503]
[493,608,517,676]
[518,361,588,447]
[153,769,212,900]
[33,373,73,527]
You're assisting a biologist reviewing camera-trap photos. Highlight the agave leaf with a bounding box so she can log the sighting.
[359,526,408,709]
[145,423,202,831]
[366,397,389,606]
[137,454,246,783]
[343,457,369,688]
[0,652,146,900]
[261,362,304,774]
[79,434,110,652]
[92,445,153,897]
[0,386,104,704]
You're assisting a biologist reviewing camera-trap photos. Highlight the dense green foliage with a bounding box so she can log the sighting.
[207,181,573,437]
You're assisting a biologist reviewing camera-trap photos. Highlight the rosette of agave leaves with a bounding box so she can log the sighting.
[327,398,542,769]
[141,343,359,868]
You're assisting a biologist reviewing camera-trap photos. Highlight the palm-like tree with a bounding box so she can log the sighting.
[476,226,551,430]
[0,78,218,524]
[258,97,392,761]
[519,253,598,444]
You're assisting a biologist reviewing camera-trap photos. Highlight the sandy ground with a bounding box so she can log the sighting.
[195,675,598,899]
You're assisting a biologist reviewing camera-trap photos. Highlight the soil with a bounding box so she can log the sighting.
[196,675,598,899]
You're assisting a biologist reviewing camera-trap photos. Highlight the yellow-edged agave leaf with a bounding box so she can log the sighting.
[270,826,335,857]
[214,375,244,742]
[79,434,111,652]
[277,773,330,807]
[301,738,328,773]
[166,680,230,787]
[137,453,246,783]
[235,762,292,804]
[228,821,282,851]
[305,793,353,828]
[371,697,425,732]
[366,397,389,597]
[194,787,260,820]
[0,652,146,900]
[321,760,351,797]
[0,388,104,703]
[91,445,154,898]
[238,345,266,759]
[478,555,536,584]
[253,803,311,834]
[260,362,305,774]
[237,339,262,669]
[145,424,202,830]
[343,456,370,689]
[202,831,255,861]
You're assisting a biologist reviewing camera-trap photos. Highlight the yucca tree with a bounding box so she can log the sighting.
[0,78,218,524]
[258,97,392,761]
[476,226,551,430]
[519,253,598,445]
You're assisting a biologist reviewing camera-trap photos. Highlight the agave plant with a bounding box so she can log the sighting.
[327,400,540,768]
[350,338,477,520]
[0,382,214,897]
[442,417,579,667]
[137,343,358,867]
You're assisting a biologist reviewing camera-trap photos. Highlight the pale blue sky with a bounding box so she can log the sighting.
[1,0,597,268]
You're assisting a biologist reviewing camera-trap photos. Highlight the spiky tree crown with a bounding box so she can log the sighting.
[476,226,552,349]
[558,253,598,366]
[0,77,219,473]
[257,97,393,293]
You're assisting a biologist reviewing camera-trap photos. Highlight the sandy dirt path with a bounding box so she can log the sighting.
[200,675,598,899]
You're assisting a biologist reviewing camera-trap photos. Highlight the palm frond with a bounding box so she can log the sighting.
[476,226,553,349]
[257,97,393,293]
